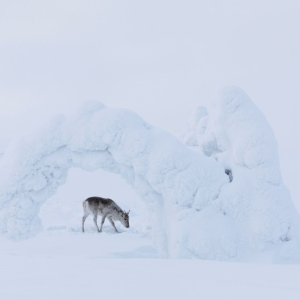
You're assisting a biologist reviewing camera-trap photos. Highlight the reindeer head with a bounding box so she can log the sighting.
[120,210,130,228]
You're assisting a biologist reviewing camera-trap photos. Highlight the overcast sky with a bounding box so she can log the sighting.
[0,1,300,208]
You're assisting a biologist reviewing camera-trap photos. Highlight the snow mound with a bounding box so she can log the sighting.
[0,101,228,259]
[180,86,300,262]
[179,106,208,146]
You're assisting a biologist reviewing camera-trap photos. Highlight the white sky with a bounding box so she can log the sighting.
[0,0,300,208]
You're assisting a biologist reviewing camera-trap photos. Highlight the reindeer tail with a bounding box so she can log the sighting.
[82,200,87,211]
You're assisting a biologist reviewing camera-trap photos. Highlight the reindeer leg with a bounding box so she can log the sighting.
[108,216,119,233]
[93,213,100,232]
[82,213,89,233]
[99,214,108,233]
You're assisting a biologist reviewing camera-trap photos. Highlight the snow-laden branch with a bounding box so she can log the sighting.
[0,87,300,262]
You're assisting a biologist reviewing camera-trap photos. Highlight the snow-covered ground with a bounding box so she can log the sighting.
[1,234,300,300]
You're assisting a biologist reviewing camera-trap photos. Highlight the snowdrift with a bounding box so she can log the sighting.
[0,87,300,262]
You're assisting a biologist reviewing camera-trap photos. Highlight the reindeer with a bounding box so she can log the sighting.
[82,197,130,233]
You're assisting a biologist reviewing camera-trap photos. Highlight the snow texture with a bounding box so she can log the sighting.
[1,86,300,262]
[179,86,300,262]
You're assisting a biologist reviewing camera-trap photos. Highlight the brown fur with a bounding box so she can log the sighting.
[82,197,130,233]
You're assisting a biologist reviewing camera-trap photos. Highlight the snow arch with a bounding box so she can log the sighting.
[0,101,228,258]
[1,88,300,262]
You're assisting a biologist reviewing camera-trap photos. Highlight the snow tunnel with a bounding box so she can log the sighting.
[1,87,300,262]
